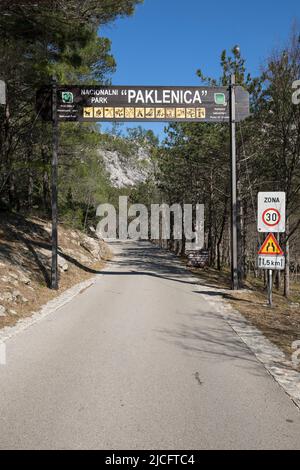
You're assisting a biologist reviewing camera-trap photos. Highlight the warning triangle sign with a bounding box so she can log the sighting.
[258,234,284,256]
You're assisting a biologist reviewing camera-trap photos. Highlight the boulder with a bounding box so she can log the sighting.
[11,290,28,304]
[9,309,18,316]
[87,226,103,240]
[9,272,19,280]
[80,235,102,260]
[0,305,6,317]
[12,290,23,302]
[38,249,68,272]
[57,255,68,272]
[20,275,31,285]
[0,292,13,303]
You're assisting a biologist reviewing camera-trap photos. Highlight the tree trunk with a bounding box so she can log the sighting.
[42,148,50,214]
[217,196,228,271]
[284,219,290,298]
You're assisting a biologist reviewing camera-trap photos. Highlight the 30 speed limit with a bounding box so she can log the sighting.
[262,208,281,227]
[258,192,286,233]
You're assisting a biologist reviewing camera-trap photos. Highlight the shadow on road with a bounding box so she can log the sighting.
[156,313,266,376]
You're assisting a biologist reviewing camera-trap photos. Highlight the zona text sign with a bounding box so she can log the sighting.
[257,192,286,233]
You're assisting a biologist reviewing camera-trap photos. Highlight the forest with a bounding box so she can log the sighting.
[0,1,299,297]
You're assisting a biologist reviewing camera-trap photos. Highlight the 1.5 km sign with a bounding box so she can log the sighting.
[257,192,286,233]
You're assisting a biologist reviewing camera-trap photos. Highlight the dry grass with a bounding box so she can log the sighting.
[0,212,111,329]
[189,265,300,362]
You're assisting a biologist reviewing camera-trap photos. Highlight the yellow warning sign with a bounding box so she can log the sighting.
[135,108,145,118]
[176,108,186,119]
[114,108,124,118]
[83,107,93,118]
[94,108,103,118]
[82,106,212,120]
[156,108,165,118]
[258,234,283,256]
[166,108,176,119]
[81,106,211,121]
[145,108,155,118]
[196,108,206,119]
[186,108,196,119]
[104,107,114,118]
[125,107,135,118]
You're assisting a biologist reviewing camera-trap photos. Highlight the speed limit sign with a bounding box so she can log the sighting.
[262,208,281,227]
[258,192,286,233]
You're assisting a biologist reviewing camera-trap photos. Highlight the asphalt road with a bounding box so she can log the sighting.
[0,241,300,450]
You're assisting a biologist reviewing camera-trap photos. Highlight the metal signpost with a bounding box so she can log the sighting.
[51,80,59,290]
[37,80,250,290]
[257,192,286,306]
[229,75,238,290]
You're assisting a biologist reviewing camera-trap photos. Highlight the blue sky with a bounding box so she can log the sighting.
[100,0,299,139]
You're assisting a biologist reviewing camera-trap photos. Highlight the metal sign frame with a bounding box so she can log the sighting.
[38,78,250,290]
[56,84,249,124]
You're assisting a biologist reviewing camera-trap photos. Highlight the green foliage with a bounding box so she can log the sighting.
[0,0,142,225]
[158,35,300,279]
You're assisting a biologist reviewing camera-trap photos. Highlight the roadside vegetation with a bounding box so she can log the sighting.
[0,212,111,327]
[0,0,142,224]
[0,2,299,349]
[189,265,300,364]
[152,37,300,299]
[0,1,142,318]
